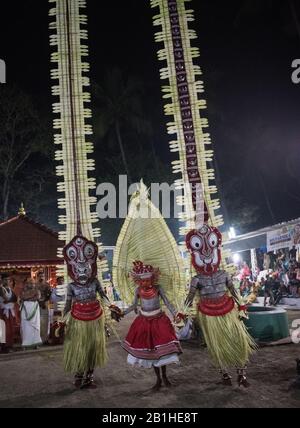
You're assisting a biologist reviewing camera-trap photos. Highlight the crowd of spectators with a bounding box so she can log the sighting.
[236,247,300,306]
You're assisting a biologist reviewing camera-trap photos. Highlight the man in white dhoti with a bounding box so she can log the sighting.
[20,279,42,348]
[36,272,51,344]
[0,317,5,351]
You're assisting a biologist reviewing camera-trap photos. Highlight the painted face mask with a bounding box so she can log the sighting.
[130,261,159,298]
[63,235,98,285]
[186,224,222,275]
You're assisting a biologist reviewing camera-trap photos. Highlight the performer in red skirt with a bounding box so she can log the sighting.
[122,261,182,391]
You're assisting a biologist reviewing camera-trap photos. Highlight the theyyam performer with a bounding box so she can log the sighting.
[113,181,186,391]
[185,223,256,387]
[48,0,121,388]
[62,236,121,389]
[150,0,256,387]
[123,260,182,390]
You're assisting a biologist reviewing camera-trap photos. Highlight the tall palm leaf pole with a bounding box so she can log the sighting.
[150,0,234,273]
[49,0,108,286]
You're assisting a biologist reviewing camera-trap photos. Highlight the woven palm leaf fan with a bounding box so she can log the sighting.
[113,180,186,310]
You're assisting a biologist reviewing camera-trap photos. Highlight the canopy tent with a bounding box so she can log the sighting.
[224,217,300,254]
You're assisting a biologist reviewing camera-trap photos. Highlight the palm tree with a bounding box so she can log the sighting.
[93,68,152,184]
[0,85,47,220]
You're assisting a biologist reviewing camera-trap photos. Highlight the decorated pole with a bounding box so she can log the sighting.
[49,0,108,281]
[150,0,232,271]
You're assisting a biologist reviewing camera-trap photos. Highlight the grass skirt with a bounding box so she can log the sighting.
[63,313,107,373]
[197,308,256,370]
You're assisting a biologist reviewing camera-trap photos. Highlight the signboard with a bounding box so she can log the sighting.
[290,223,300,246]
[267,223,300,252]
[267,226,292,252]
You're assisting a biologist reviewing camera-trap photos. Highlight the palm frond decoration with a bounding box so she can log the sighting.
[113,180,186,309]
[150,0,234,274]
[49,0,108,293]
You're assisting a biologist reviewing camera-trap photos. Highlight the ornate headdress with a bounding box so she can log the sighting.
[130,261,159,282]
[186,224,222,276]
[63,235,98,285]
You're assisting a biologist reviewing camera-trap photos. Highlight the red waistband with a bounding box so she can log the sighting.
[198,294,234,316]
[71,301,103,321]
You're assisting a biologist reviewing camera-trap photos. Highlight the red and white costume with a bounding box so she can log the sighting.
[122,261,182,368]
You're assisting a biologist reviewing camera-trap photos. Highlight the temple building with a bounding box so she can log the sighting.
[0,205,63,295]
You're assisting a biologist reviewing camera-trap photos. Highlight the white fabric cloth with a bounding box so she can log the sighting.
[140,308,162,317]
[21,302,42,347]
[0,319,6,344]
[0,302,16,319]
[0,289,16,318]
[127,353,180,368]
[176,318,193,341]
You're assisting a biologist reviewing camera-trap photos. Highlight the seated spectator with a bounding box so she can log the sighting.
[264,275,275,306]
[272,277,282,306]
[246,282,261,304]
[240,278,251,297]
[289,246,297,262]
[288,262,300,297]
[259,278,266,297]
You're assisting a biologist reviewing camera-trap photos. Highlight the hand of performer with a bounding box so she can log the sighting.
[238,305,249,320]
[174,312,187,324]
[54,321,65,338]
[109,304,124,322]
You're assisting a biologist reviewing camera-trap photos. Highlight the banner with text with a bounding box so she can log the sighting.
[267,226,292,252]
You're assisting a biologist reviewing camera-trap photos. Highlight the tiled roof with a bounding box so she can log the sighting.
[0,215,64,267]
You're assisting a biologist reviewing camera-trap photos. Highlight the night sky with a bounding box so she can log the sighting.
[1,0,300,238]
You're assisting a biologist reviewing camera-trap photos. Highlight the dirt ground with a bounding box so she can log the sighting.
[0,311,300,408]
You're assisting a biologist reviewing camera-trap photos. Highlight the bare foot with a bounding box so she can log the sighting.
[222,374,232,386]
[237,375,250,388]
[80,379,97,389]
[86,383,97,389]
[151,380,162,392]
[162,376,172,388]
[74,378,83,388]
[222,378,233,386]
